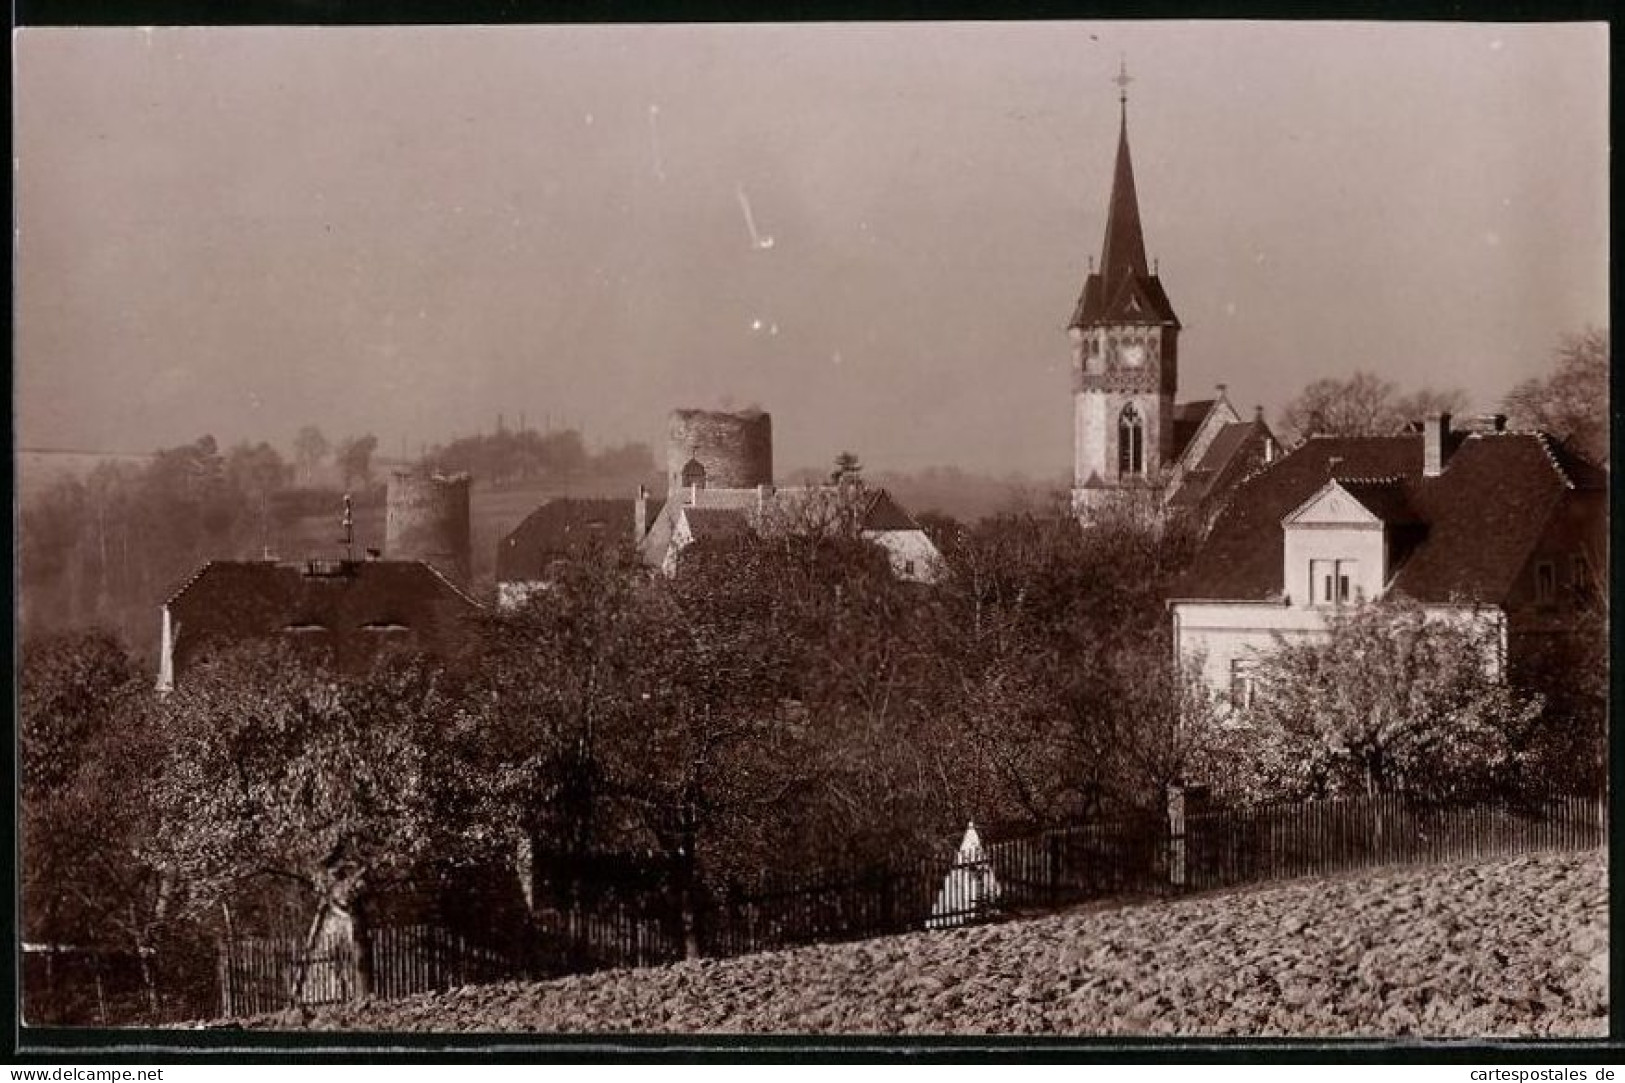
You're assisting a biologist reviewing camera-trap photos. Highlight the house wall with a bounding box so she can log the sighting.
[1173,600,1507,708]
[861,528,942,583]
[496,580,547,610]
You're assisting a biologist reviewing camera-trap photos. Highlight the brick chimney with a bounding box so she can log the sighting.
[1424,412,1452,477]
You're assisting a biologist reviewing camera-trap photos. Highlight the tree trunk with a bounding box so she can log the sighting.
[348,899,375,999]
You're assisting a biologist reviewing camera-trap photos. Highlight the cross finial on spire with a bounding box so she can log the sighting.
[1114,56,1133,108]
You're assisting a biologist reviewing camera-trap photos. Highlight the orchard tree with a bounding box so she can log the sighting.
[147,646,469,997]
[1235,599,1543,801]
[20,631,172,1017]
[1503,326,1609,466]
[605,543,819,956]
[458,541,650,866]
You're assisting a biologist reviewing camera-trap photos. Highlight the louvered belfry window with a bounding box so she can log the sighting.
[1118,403,1145,477]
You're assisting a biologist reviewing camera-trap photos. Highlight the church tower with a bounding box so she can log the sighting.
[1069,62,1182,514]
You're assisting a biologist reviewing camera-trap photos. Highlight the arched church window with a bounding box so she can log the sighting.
[1118,404,1145,477]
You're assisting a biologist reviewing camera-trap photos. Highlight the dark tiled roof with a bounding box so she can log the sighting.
[1173,432,1599,604]
[497,498,639,581]
[1168,420,1273,511]
[683,506,752,540]
[1071,272,1180,328]
[166,559,482,677]
[860,489,922,532]
[1170,400,1217,462]
[1336,478,1419,525]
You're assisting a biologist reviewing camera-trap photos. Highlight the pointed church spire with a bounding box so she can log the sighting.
[1100,59,1150,294]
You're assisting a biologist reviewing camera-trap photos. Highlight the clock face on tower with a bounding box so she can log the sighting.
[1121,342,1146,368]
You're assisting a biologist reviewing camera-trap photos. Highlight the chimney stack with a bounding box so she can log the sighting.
[1424,412,1452,477]
[634,485,649,540]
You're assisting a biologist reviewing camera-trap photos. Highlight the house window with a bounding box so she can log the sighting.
[1118,403,1145,477]
[1229,658,1256,710]
[1535,561,1557,603]
[903,559,917,577]
[1571,554,1591,597]
[1311,559,1358,605]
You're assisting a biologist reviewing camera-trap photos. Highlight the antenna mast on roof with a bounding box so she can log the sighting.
[341,493,354,562]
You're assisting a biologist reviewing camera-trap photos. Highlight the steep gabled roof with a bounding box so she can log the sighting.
[497,498,640,581]
[1167,414,1277,515]
[1171,400,1218,462]
[860,488,922,532]
[165,559,482,676]
[1336,478,1419,525]
[1172,431,1599,605]
[682,506,752,540]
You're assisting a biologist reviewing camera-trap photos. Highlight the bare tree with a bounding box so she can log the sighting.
[1278,371,1467,445]
[1503,327,1609,466]
[293,425,331,486]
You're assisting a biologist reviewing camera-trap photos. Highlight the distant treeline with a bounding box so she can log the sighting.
[420,428,655,488]
[16,423,658,662]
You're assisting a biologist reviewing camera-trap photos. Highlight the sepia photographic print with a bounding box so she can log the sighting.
[13,19,1610,1049]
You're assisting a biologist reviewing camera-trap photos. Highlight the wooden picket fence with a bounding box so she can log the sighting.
[208,788,1606,1018]
[218,923,526,1017]
[1178,789,1607,891]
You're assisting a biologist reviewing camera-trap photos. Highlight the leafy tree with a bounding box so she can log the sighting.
[335,434,379,490]
[1503,326,1609,466]
[602,541,819,955]
[458,541,650,867]
[20,632,172,1017]
[293,425,330,485]
[1224,599,1543,802]
[1278,371,1467,445]
[146,646,469,996]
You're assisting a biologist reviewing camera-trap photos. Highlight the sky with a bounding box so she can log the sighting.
[14,21,1610,479]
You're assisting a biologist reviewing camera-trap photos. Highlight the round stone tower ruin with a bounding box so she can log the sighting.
[385,469,472,585]
[666,408,773,495]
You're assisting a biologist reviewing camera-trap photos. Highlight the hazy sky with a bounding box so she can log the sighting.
[15,22,1609,478]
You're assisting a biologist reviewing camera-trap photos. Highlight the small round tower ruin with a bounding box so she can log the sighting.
[385,469,472,585]
[666,407,773,495]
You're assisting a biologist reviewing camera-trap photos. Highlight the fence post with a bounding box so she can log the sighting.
[1166,783,1187,891]
[1047,833,1062,907]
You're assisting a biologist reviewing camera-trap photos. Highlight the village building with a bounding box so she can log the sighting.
[157,557,482,692]
[495,496,652,608]
[1168,415,1608,710]
[1068,65,1275,520]
[157,474,482,690]
[632,407,944,583]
